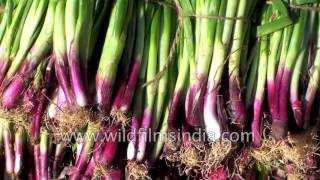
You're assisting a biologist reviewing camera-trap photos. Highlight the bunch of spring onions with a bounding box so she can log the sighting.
[0,0,319,179]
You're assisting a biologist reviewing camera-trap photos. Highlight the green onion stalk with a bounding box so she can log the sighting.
[27,59,54,179]
[127,49,176,179]
[290,48,307,128]
[87,0,109,61]
[115,0,145,115]
[83,0,110,101]
[39,130,50,180]
[65,0,94,107]
[68,123,100,180]
[86,0,109,96]
[79,2,136,178]
[13,126,26,177]
[95,0,133,114]
[148,59,176,166]
[34,129,50,180]
[228,0,254,130]
[25,57,53,141]
[262,4,290,119]
[53,0,73,105]
[264,4,286,126]
[83,4,139,178]
[71,0,133,178]
[151,0,173,134]
[204,0,238,141]
[0,0,49,91]
[50,1,94,152]
[251,6,270,147]
[9,0,33,59]
[149,108,170,165]
[185,0,220,130]
[245,43,259,108]
[126,8,150,161]
[239,23,251,83]
[164,0,191,153]
[303,11,320,129]
[270,25,292,127]
[82,127,109,179]
[266,29,282,125]
[51,1,86,175]
[273,10,307,138]
[136,7,160,162]
[77,0,94,92]
[1,0,56,109]
[110,1,137,123]
[2,120,14,176]
[52,142,66,179]
[0,0,31,90]
[0,0,13,44]
[290,10,315,128]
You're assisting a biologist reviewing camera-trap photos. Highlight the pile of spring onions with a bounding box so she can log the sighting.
[0,0,320,179]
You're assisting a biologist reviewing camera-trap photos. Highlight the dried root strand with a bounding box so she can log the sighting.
[251,137,285,169]
[287,170,320,180]
[286,129,319,169]
[178,141,205,176]
[287,170,308,180]
[126,161,151,180]
[93,163,114,179]
[231,148,255,179]
[108,108,130,127]
[202,140,236,175]
[0,107,31,135]
[93,163,108,178]
[161,134,181,163]
[46,108,93,143]
[0,107,11,120]
[251,129,320,177]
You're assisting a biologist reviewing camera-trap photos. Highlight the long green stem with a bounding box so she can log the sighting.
[203,0,229,141]
[228,0,250,129]
[267,29,282,117]
[279,11,307,122]
[178,0,195,75]
[291,10,315,128]
[6,0,48,79]
[127,20,150,160]
[185,0,220,128]
[271,25,293,120]
[1,0,56,109]
[252,6,270,146]
[0,0,31,85]
[54,0,73,105]
[273,10,308,138]
[65,0,95,106]
[88,0,109,60]
[245,43,260,108]
[152,1,173,132]
[303,12,320,129]
[96,0,133,113]
[0,0,13,43]
[76,0,94,94]
[136,8,161,161]
[9,0,33,58]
